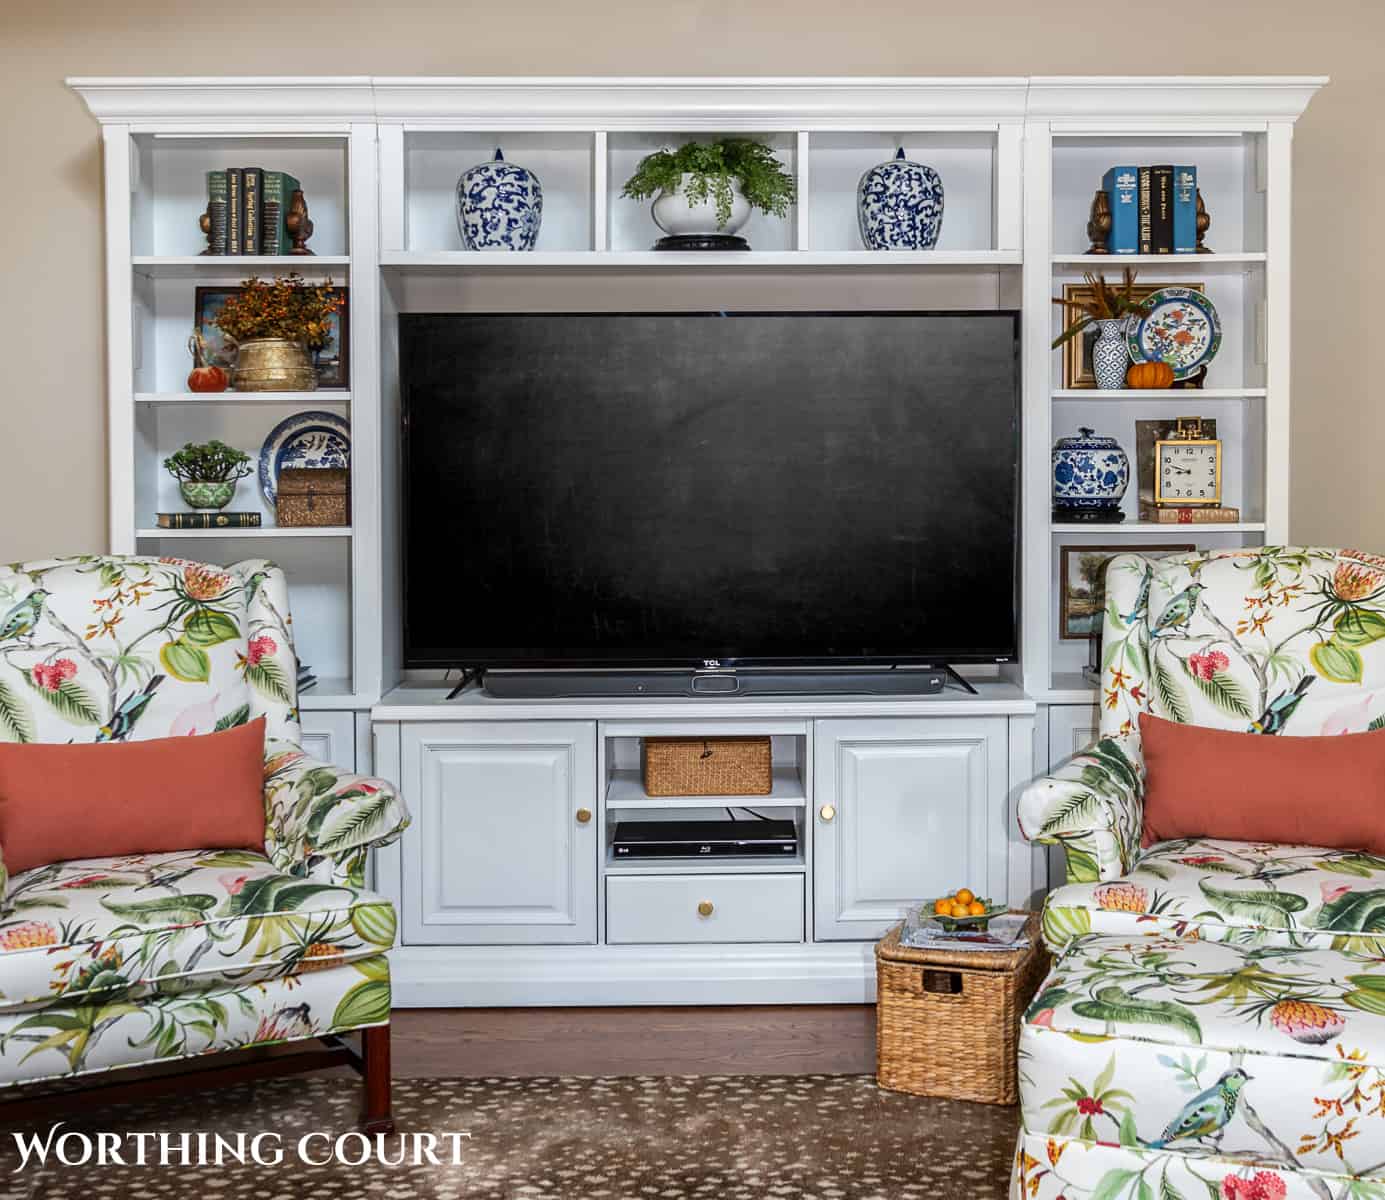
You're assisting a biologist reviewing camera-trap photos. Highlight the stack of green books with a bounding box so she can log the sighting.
[204,168,302,255]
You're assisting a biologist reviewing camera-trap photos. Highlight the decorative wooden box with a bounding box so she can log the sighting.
[276,467,349,527]
[641,736,773,797]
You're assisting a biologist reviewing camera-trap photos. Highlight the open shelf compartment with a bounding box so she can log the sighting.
[807,130,999,253]
[403,130,596,253]
[1051,132,1267,258]
[130,134,350,259]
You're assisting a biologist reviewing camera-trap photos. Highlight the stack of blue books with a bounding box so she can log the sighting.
[1100,165,1199,254]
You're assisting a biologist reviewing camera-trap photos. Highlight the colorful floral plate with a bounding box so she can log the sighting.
[258,410,351,505]
[1125,286,1222,380]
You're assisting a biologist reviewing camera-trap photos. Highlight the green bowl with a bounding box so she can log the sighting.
[926,899,1008,933]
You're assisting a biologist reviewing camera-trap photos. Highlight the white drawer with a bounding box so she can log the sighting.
[606,873,804,945]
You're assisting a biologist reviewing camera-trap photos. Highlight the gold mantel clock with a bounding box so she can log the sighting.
[1154,417,1222,506]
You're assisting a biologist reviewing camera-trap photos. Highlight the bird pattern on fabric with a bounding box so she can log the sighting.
[0,589,48,642]
[1249,675,1315,735]
[1144,1069,1251,1149]
[96,675,165,742]
[1150,583,1206,637]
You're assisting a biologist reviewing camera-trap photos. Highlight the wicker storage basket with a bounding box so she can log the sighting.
[276,467,349,528]
[875,913,1048,1105]
[641,736,772,797]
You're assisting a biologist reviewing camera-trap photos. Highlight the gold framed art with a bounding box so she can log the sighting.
[1058,543,1194,640]
[1060,280,1205,389]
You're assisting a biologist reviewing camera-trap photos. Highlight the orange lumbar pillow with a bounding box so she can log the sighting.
[0,717,268,876]
[1139,710,1385,851]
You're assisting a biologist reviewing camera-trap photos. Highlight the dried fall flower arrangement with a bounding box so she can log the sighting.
[209,274,343,350]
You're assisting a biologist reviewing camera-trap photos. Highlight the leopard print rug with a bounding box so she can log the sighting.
[0,1074,1019,1199]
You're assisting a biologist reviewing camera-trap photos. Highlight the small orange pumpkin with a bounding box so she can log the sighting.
[1127,359,1176,389]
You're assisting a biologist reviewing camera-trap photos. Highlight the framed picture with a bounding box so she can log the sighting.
[1060,280,1204,389]
[193,286,350,390]
[1059,543,1194,640]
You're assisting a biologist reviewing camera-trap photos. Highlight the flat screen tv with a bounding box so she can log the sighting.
[400,311,1020,673]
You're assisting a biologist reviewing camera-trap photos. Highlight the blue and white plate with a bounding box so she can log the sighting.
[1126,287,1222,380]
[258,410,351,505]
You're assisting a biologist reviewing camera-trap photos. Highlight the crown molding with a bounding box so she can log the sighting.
[67,75,1328,129]
[65,77,376,125]
[370,77,1031,128]
[1026,76,1327,123]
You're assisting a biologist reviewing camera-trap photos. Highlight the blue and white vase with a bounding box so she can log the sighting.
[456,148,542,251]
[857,148,944,250]
[1091,318,1130,389]
[1052,427,1130,514]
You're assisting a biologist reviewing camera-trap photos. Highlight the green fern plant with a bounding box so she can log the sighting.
[621,138,795,226]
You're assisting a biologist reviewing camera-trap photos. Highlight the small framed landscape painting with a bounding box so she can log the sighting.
[193,286,350,389]
[1061,280,1204,389]
[1059,543,1194,640]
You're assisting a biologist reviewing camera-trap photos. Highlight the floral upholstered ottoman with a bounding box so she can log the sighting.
[1013,933,1385,1200]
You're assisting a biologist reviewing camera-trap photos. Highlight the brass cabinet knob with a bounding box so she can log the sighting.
[697,900,714,917]
[819,804,836,822]
[575,808,592,824]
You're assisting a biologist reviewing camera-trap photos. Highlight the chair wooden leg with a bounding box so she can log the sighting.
[359,1024,394,1135]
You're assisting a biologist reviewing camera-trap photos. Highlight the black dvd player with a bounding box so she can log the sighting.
[611,818,799,859]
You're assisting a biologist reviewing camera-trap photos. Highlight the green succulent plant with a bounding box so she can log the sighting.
[163,439,253,484]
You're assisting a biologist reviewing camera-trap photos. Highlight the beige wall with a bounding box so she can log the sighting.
[1,1,1380,561]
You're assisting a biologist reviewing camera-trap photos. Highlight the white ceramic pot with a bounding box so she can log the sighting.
[651,173,751,237]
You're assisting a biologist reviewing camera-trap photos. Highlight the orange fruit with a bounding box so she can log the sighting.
[967,901,986,916]
[950,902,971,918]
[955,887,975,905]
[933,898,950,915]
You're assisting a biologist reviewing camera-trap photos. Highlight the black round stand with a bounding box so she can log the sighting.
[1053,506,1126,524]
[652,234,751,252]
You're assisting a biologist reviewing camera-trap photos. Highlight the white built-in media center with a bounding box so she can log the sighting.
[71,75,1321,1005]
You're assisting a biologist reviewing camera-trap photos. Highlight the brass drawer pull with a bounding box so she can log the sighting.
[819,804,836,822]
[575,808,592,824]
[697,900,714,917]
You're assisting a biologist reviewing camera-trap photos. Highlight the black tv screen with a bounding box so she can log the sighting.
[400,311,1019,669]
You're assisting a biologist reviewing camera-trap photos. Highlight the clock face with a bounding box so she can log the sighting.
[1157,441,1220,503]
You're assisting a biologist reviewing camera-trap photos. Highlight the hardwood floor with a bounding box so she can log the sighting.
[391,1005,878,1078]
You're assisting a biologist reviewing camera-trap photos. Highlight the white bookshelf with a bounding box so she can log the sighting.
[69,74,1324,730]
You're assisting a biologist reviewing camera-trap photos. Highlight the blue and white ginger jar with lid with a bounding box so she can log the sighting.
[857,148,944,250]
[456,148,543,251]
[1052,427,1130,513]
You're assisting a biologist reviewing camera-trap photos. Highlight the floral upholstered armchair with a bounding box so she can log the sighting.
[0,555,408,1126]
[1010,549,1385,1200]
[1020,545,1385,950]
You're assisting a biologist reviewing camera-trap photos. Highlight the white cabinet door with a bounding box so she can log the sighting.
[299,710,356,772]
[1044,704,1102,888]
[1048,704,1101,768]
[400,721,598,946]
[813,717,1008,942]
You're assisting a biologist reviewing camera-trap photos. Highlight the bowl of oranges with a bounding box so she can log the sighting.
[928,887,1007,932]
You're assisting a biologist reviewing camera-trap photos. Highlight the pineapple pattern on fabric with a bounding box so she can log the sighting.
[0,849,397,1012]
[1014,933,1385,1199]
[1042,837,1385,954]
[1019,548,1385,886]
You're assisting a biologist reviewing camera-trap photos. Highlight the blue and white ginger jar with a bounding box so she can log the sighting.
[1052,427,1130,511]
[857,148,944,250]
[456,148,542,251]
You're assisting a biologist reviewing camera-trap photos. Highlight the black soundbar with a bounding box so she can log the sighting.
[484,666,949,699]
[612,818,799,859]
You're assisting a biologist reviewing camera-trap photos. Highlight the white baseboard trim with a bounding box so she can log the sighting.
[389,942,878,1007]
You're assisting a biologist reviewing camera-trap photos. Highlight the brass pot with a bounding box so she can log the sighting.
[230,338,317,392]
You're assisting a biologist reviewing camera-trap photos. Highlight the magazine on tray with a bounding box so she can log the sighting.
[900,907,1031,953]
